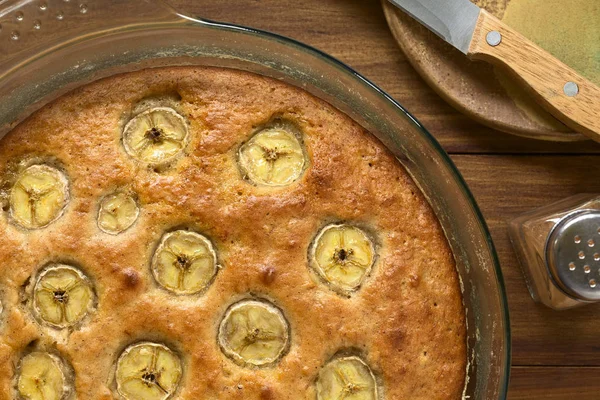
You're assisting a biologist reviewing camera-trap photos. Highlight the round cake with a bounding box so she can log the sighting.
[0,67,466,399]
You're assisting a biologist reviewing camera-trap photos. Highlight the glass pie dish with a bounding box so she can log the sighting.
[0,0,510,398]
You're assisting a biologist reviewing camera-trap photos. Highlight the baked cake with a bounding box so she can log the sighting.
[0,67,466,399]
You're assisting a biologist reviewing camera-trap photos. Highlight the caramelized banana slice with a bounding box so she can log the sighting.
[17,352,70,400]
[238,127,307,186]
[218,299,289,367]
[151,230,218,295]
[310,224,375,294]
[33,264,95,329]
[97,192,140,235]
[317,356,378,400]
[10,164,69,229]
[122,107,188,165]
[115,342,182,400]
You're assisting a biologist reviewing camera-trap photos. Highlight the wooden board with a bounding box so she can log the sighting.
[382,0,588,142]
[124,0,600,396]
[509,367,600,399]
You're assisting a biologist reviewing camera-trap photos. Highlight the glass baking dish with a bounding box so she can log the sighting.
[0,0,510,398]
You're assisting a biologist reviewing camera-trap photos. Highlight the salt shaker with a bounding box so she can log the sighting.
[509,194,600,310]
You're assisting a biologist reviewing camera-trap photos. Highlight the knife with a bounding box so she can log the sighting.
[387,0,600,141]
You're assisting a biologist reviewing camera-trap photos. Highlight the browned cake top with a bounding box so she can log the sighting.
[0,66,466,399]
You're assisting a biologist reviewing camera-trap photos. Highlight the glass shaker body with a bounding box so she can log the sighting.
[509,194,600,310]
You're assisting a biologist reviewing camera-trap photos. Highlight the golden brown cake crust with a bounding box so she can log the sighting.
[0,67,466,399]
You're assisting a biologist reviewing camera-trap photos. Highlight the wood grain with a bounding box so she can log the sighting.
[509,367,600,399]
[469,10,600,140]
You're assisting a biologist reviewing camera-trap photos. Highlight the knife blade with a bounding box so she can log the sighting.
[387,0,480,54]
[386,0,600,141]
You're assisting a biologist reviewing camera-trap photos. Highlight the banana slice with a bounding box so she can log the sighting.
[33,264,95,329]
[115,342,182,400]
[151,230,218,295]
[218,299,289,367]
[97,192,140,235]
[317,356,378,400]
[238,127,307,186]
[17,352,70,400]
[310,224,375,294]
[9,164,69,229]
[122,107,188,165]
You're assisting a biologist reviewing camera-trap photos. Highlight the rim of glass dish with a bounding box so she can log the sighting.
[191,17,512,396]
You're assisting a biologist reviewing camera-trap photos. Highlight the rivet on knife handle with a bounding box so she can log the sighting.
[468,10,600,140]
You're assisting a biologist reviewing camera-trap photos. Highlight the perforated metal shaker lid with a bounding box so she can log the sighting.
[546,210,600,301]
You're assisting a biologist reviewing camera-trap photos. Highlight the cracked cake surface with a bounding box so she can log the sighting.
[0,66,466,399]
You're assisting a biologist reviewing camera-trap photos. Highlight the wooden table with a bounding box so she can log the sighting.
[175,1,600,398]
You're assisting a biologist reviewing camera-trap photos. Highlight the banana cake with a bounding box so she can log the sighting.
[0,66,466,399]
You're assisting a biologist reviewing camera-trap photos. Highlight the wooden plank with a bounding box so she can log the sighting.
[509,367,600,399]
[453,155,600,366]
[170,0,600,154]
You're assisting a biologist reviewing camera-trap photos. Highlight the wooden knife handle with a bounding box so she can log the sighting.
[468,10,600,141]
